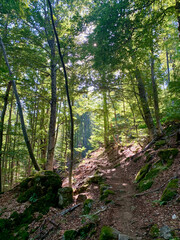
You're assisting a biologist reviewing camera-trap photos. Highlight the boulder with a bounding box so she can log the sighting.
[160,225,172,240]
[58,187,73,208]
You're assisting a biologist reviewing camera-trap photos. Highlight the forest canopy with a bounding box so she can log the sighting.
[0,0,179,191]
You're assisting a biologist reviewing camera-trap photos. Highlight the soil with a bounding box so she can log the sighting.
[0,134,179,240]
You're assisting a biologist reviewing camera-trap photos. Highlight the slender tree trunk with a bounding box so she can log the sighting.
[175,0,180,39]
[135,68,156,139]
[0,35,40,172]
[47,0,74,187]
[103,90,109,148]
[166,48,170,84]
[0,81,12,192]
[150,50,163,134]
[46,38,57,170]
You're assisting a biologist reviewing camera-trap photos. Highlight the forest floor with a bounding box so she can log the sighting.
[0,128,180,239]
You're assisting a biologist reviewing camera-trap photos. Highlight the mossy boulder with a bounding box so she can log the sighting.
[58,187,73,208]
[135,163,151,183]
[154,140,166,150]
[62,230,77,240]
[160,179,178,204]
[18,171,62,204]
[149,224,160,238]
[76,183,89,194]
[158,148,178,167]
[83,199,94,215]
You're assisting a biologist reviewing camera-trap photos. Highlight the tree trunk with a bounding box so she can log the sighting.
[47,0,74,187]
[103,90,109,148]
[175,0,180,39]
[46,38,57,171]
[0,81,12,192]
[150,50,163,135]
[166,48,170,84]
[135,68,156,139]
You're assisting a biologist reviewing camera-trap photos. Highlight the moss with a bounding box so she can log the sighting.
[137,180,154,192]
[154,140,166,149]
[144,168,160,180]
[100,189,115,201]
[78,223,96,240]
[62,230,78,240]
[100,184,110,195]
[87,174,104,185]
[135,163,151,183]
[99,226,116,240]
[158,148,178,167]
[161,179,178,203]
[149,224,160,238]
[83,199,94,215]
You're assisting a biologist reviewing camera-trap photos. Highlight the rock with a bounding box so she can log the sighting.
[135,163,151,183]
[58,187,73,208]
[76,194,87,203]
[160,179,178,203]
[87,174,104,184]
[160,225,172,240]
[172,214,178,220]
[99,226,134,240]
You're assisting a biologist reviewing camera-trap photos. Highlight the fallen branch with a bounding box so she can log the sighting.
[135,176,178,197]
[60,203,81,216]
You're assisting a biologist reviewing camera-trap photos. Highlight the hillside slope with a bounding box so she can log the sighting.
[0,125,179,240]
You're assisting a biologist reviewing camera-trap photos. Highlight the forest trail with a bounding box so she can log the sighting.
[0,135,179,240]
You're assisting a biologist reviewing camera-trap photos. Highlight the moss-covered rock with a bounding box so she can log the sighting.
[135,163,151,183]
[146,153,154,162]
[83,199,94,215]
[149,224,160,238]
[18,171,62,203]
[78,223,96,239]
[99,226,117,240]
[58,187,73,208]
[137,180,154,192]
[62,230,77,240]
[154,140,166,150]
[161,179,178,203]
[158,148,178,167]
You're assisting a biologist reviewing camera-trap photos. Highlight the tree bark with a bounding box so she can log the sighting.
[135,68,156,139]
[46,38,57,170]
[47,0,74,187]
[166,48,170,84]
[103,90,109,148]
[150,51,163,135]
